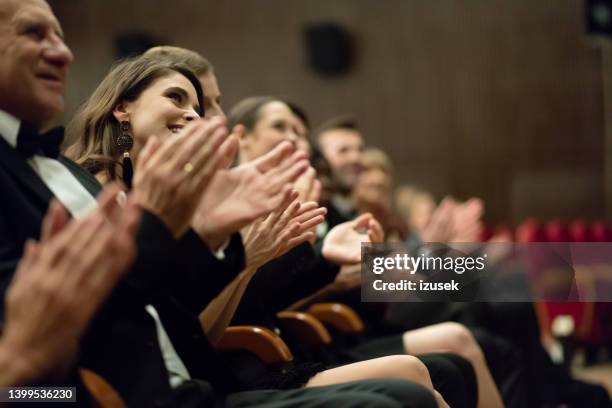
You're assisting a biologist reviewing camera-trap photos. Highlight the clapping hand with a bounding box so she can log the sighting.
[133,118,232,238]
[420,196,455,243]
[322,213,385,265]
[0,184,139,385]
[192,141,309,249]
[242,193,327,270]
[449,198,483,243]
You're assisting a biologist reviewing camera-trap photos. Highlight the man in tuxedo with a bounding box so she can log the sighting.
[0,187,139,386]
[0,0,248,404]
[0,1,441,407]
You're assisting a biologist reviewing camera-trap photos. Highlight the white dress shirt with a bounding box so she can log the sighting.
[0,110,98,218]
[0,110,191,387]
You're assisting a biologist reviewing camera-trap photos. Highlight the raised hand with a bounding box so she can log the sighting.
[322,213,385,265]
[293,167,323,244]
[242,196,326,269]
[294,166,318,203]
[0,185,139,385]
[449,198,484,243]
[193,141,309,249]
[133,117,230,238]
[420,196,456,243]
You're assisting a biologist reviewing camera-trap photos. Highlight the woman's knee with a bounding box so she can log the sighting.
[439,323,484,361]
[387,355,431,384]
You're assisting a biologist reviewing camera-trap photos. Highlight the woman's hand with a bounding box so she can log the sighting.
[192,142,309,249]
[242,197,326,270]
[133,118,232,238]
[322,213,385,265]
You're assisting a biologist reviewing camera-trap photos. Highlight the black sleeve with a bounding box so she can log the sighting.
[234,243,341,323]
[0,215,20,327]
[268,242,340,311]
[126,210,245,314]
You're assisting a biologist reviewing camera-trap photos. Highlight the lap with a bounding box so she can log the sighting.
[226,379,437,408]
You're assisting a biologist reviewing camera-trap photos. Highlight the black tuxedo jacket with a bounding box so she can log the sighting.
[0,137,245,407]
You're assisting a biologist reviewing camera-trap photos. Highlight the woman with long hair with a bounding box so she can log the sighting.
[64,55,446,407]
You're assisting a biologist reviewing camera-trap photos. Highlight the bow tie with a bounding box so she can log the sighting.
[16,123,65,159]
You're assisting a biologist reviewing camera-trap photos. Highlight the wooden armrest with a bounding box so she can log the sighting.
[216,325,293,364]
[307,303,365,334]
[79,368,126,408]
[276,311,332,346]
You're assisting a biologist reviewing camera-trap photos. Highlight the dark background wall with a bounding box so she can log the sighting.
[50,0,607,224]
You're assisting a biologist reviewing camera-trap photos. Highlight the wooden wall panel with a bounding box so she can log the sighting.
[51,0,605,223]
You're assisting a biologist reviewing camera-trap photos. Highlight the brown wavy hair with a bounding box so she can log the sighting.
[65,55,204,181]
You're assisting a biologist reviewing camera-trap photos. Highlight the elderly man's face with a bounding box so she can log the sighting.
[0,0,73,128]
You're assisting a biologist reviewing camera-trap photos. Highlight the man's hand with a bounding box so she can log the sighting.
[322,213,385,265]
[193,141,309,249]
[133,118,231,238]
[0,184,139,385]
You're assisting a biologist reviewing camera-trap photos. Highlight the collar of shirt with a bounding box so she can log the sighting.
[0,109,98,219]
[0,110,21,147]
[331,193,355,218]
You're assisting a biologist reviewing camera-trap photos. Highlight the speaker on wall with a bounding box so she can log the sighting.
[586,0,612,37]
[303,23,354,76]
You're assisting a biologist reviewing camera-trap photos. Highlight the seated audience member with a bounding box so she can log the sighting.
[0,3,441,407]
[144,33,610,408]
[64,54,321,333]
[0,187,138,386]
[225,95,489,408]
[61,48,444,406]
[394,185,437,241]
[392,190,612,408]
[351,148,507,407]
[313,125,533,407]
[352,147,407,240]
[289,104,514,408]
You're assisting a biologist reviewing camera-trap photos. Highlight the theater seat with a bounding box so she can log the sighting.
[216,326,294,364]
[544,219,568,242]
[79,368,126,408]
[307,303,365,334]
[277,311,332,347]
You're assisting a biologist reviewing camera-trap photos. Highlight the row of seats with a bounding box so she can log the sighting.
[481,219,612,243]
[480,219,612,349]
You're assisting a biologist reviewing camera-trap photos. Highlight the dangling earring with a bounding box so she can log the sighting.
[117,121,134,189]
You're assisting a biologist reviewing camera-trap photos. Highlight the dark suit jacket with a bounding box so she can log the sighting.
[0,136,246,407]
[232,198,353,330]
[232,242,340,329]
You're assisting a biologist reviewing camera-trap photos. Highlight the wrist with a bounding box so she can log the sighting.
[133,191,186,238]
[0,339,41,385]
[198,229,229,251]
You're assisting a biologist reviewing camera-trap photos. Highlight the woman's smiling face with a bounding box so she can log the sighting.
[114,71,201,158]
